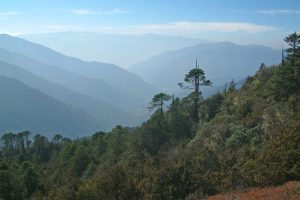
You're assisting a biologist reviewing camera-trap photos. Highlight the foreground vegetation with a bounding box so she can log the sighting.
[0,33,299,200]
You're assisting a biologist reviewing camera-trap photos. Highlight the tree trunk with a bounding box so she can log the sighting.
[193,76,200,123]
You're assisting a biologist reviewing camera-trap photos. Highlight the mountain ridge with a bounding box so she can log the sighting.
[0,74,100,138]
[130,41,281,93]
[0,34,157,104]
[20,32,205,67]
[0,60,136,130]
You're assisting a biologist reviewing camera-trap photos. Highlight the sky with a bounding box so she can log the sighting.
[0,0,300,47]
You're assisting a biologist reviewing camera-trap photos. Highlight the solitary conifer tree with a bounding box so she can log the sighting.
[179,60,212,123]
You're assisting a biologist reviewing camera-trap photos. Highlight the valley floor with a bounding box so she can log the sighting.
[207,181,300,200]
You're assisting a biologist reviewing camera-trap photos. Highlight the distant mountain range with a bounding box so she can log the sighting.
[0,34,281,137]
[0,60,134,130]
[20,32,205,67]
[0,46,150,111]
[0,34,156,107]
[0,34,157,137]
[0,74,99,138]
[130,42,281,95]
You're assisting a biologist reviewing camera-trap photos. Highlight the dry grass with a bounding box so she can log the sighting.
[207,181,300,200]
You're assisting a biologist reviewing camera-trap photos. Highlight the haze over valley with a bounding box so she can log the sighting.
[0,33,282,136]
[0,1,299,199]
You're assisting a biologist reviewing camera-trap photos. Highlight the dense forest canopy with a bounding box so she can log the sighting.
[0,32,299,200]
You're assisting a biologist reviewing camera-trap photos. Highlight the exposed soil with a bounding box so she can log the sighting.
[207,181,300,200]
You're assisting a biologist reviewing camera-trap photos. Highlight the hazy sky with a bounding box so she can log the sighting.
[1,0,299,47]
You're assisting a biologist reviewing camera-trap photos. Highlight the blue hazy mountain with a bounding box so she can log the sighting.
[0,34,160,136]
[0,47,135,110]
[0,60,137,131]
[131,42,281,94]
[21,32,204,67]
[0,72,100,138]
[0,34,157,111]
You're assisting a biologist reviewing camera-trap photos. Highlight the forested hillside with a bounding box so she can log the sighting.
[0,33,299,200]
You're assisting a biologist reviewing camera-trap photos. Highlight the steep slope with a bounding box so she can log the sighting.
[0,75,100,138]
[0,61,136,129]
[131,42,281,92]
[1,57,299,199]
[0,34,157,104]
[0,48,136,110]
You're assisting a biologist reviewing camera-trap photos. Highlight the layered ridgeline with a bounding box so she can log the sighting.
[0,34,157,136]
[0,33,298,199]
[0,34,156,105]
[131,42,281,95]
[0,75,99,138]
[0,61,133,131]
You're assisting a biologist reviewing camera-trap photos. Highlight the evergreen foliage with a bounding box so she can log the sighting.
[0,33,299,200]
[179,60,212,123]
